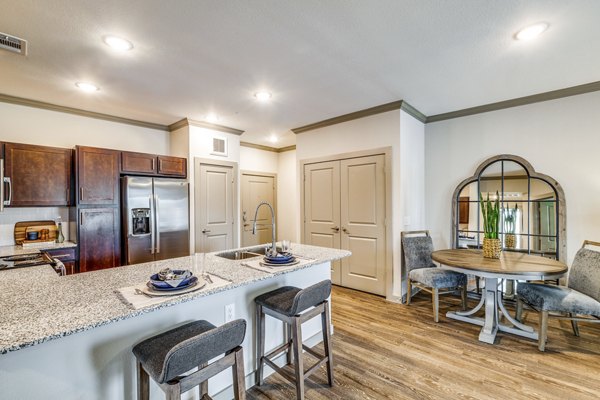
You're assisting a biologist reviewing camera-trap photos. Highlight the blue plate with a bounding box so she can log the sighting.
[264,252,293,262]
[149,269,193,288]
[263,256,295,264]
[148,276,199,291]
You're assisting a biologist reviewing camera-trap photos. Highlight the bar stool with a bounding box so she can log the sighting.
[132,319,247,400]
[254,280,333,399]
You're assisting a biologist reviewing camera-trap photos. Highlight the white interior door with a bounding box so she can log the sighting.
[241,173,275,247]
[340,155,386,295]
[196,163,234,252]
[304,161,342,284]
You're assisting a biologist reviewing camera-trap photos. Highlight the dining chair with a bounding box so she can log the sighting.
[401,230,467,322]
[516,240,600,351]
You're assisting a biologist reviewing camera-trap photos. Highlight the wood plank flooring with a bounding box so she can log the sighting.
[247,286,600,400]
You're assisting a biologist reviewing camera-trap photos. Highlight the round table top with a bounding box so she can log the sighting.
[431,249,568,278]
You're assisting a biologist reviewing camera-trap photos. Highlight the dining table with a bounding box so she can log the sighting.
[431,249,568,344]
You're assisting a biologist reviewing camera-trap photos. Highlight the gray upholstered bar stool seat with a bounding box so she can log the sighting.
[255,280,333,400]
[132,319,247,400]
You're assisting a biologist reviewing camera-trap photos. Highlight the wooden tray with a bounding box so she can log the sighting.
[14,220,58,245]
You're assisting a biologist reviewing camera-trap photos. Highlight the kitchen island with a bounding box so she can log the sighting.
[0,243,350,400]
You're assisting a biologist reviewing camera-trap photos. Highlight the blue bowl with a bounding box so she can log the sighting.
[150,270,193,289]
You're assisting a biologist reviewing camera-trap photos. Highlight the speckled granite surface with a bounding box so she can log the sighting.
[0,243,350,354]
[0,241,77,257]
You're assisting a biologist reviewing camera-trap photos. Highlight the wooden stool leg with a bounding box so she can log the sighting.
[165,383,181,400]
[199,363,208,398]
[256,303,265,386]
[406,279,412,305]
[137,361,150,400]
[291,317,305,400]
[432,288,439,323]
[321,301,334,387]
[515,297,524,322]
[232,348,247,400]
[461,284,468,311]
[286,322,293,365]
[569,313,580,336]
[538,310,549,352]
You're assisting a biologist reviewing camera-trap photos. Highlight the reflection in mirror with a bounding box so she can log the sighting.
[480,161,502,195]
[530,178,556,200]
[453,154,564,261]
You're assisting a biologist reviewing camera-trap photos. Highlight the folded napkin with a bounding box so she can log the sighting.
[242,257,315,274]
[115,273,231,310]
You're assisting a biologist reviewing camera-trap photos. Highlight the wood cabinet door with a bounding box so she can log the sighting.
[79,207,120,272]
[3,142,72,206]
[121,151,157,175]
[77,146,119,205]
[158,155,186,177]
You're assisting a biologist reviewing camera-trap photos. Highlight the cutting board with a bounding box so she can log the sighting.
[14,220,58,245]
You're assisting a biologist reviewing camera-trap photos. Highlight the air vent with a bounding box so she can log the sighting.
[211,137,228,156]
[0,32,27,55]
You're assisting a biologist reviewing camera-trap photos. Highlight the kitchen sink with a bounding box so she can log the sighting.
[215,245,281,260]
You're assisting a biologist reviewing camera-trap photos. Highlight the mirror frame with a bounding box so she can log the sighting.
[451,154,566,262]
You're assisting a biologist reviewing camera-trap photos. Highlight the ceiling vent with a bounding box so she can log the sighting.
[0,32,27,55]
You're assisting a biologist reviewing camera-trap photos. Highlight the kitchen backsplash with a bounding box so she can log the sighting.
[0,207,70,246]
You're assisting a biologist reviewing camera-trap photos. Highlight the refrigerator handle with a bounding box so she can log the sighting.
[0,159,4,212]
[154,194,160,254]
[149,194,155,254]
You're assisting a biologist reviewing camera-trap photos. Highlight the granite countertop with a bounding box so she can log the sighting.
[0,241,77,257]
[0,243,350,354]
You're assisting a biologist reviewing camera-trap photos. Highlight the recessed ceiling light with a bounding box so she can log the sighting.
[514,22,549,41]
[103,35,134,51]
[268,134,278,143]
[205,113,219,123]
[254,91,272,101]
[75,82,99,92]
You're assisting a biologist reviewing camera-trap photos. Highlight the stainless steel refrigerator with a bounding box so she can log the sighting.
[122,176,189,265]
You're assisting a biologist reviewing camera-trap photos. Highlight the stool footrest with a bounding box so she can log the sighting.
[264,357,296,384]
[264,341,291,361]
[175,347,241,394]
[304,357,328,380]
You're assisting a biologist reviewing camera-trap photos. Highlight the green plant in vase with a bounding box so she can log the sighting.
[504,203,518,249]
[480,191,501,258]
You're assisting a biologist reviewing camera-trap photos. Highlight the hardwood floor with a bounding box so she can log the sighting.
[247,286,600,400]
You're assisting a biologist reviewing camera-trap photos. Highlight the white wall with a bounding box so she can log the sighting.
[239,146,278,173]
[425,91,600,266]
[296,110,426,298]
[277,150,298,242]
[0,102,171,246]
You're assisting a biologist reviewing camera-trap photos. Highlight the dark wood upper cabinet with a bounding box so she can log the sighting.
[78,207,120,272]
[158,155,186,177]
[3,142,72,206]
[77,146,120,205]
[121,151,157,175]
[120,151,186,178]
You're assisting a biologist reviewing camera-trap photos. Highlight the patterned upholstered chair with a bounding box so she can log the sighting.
[401,230,467,322]
[516,240,600,351]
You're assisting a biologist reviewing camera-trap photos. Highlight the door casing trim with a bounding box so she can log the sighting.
[299,147,393,299]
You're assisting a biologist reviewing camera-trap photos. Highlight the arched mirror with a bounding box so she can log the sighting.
[452,155,566,261]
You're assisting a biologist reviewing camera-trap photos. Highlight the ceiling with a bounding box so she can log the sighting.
[1,1,599,148]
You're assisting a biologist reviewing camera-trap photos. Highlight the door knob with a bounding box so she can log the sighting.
[331,226,340,232]
[202,229,211,234]
[342,227,350,234]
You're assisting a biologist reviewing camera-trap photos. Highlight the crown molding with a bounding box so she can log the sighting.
[0,93,169,131]
[169,118,245,135]
[426,80,600,123]
[240,141,296,153]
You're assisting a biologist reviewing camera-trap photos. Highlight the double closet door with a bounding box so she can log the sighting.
[304,154,386,295]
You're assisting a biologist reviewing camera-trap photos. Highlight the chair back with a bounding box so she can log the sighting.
[291,280,332,315]
[568,240,600,302]
[401,230,436,272]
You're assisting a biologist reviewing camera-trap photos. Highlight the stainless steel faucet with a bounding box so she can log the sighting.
[252,201,277,256]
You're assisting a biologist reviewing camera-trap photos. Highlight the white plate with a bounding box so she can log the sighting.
[140,279,207,297]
